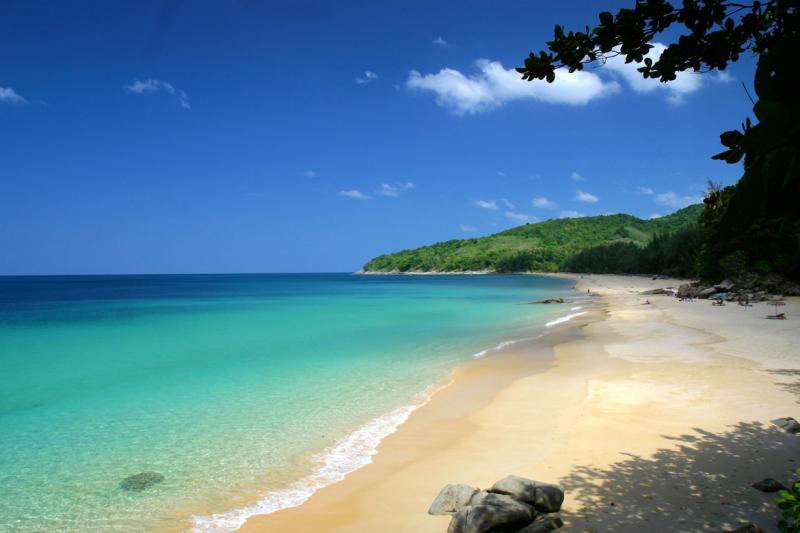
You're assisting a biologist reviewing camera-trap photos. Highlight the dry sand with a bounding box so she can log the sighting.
[239,274,800,532]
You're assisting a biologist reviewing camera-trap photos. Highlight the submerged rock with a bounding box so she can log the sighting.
[751,478,788,492]
[120,472,164,492]
[429,484,480,515]
[530,298,565,304]
[772,417,800,434]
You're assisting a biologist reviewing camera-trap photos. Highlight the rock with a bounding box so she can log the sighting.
[530,298,564,304]
[468,491,535,516]
[119,472,164,492]
[517,516,564,532]
[751,478,788,492]
[716,279,736,291]
[447,503,534,533]
[772,417,800,434]
[640,288,675,295]
[698,287,718,299]
[429,484,480,515]
[489,475,564,513]
[677,284,700,299]
[724,524,766,533]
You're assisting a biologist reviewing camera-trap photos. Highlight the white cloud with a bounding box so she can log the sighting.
[303,170,317,177]
[125,79,190,109]
[379,182,415,197]
[653,191,701,208]
[637,186,655,195]
[500,198,515,209]
[496,171,507,178]
[433,36,449,47]
[460,224,477,233]
[574,190,599,203]
[532,197,557,209]
[602,43,706,105]
[504,211,536,223]
[406,59,619,115]
[560,210,585,219]
[0,87,26,104]
[570,171,585,182]
[338,189,371,200]
[649,213,663,219]
[355,71,379,85]
[475,200,498,210]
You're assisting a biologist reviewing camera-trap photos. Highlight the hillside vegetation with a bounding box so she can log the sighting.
[363,204,703,274]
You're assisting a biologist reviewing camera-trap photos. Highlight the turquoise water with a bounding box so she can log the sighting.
[0,274,572,532]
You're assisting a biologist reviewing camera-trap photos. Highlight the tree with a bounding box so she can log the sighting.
[519,0,800,280]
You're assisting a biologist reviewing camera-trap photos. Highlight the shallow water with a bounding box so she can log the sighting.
[0,273,572,531]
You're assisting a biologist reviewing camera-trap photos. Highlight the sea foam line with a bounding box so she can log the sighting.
[190,381,449,533]
[546,311,586,328]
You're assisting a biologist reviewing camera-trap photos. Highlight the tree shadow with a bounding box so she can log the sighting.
[558,422,800,532]
[765,369,800,404]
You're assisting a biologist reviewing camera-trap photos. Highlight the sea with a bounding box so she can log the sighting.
[0,273,577,532]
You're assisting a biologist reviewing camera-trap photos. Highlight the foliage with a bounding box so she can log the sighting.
[518,0,800,281]
[776,468,800,532]
[363,205,703,273]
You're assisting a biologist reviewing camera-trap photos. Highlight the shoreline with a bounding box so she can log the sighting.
[237,274,800,532]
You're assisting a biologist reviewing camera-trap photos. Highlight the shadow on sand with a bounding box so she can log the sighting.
[558,421,800,532]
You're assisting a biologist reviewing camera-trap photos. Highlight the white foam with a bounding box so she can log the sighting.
[472,348,489,358]
[546,311,586,328]
[570,306,583,311]
[191,382,447,532]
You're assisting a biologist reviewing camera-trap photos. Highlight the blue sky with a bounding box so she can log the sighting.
[0,0,756,274]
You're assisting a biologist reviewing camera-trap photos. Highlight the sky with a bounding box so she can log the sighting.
[0,0,757,275]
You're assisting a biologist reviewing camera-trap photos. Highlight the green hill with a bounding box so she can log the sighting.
[363,204,703,273]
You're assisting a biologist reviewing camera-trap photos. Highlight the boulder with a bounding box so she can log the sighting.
[725,524,766,533]
[751,478,788,492]
[530,298,564,304]
[698,287,718,299]
[468,491,535,516]
[640,288,674,295]
[489,475,564,513]
[715,279,736,291]
[119,472,164,492]
[429,484,480,515]
[677,284,700,299]
[517,516,564,532]
[447,503,534,533]
[772,417,800,434]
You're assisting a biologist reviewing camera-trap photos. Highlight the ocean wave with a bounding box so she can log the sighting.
[570,306,583,311]
[472,348,489,358]
[545,311,586,328]
[191,382,447,533]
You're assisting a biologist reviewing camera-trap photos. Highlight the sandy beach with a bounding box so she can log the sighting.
[239,274,800,533]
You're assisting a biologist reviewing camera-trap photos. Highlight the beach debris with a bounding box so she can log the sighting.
[530,298,565,304]
[429,484,480,515]
[433,475,564,532]
[724,524,766,533]
[751,478,788,492]
[119,472,164,492]
[772,417,800,434]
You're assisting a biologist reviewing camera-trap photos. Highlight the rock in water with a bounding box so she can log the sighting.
[518,516,565,532]
[751,478,788,492]
[120,472,164,492]
[447,504,534,533]
[772,417,800,434]
[429,484,480,515]
[489,475,564,513]
[530,298,565,304]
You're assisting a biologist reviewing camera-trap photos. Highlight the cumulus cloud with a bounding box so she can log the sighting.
[560,210,585,219]
[338,189,371,200]
[433,36,449,47]
[406,59,619,115]
[570,171,585,182]
[379,182,415,197]
[499,198,515,209]
[649,213,663,219]
[125,79,190,109]
[504,211,536,223]
[303,170,317,177]
[355,71,379,85]
[0,87,26,104]
[460,224,477,233]
[639,187,701,209]
[475,200,499,210]
[602,43,715,104]
[574,190,599,203]
[532,197,557,209]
